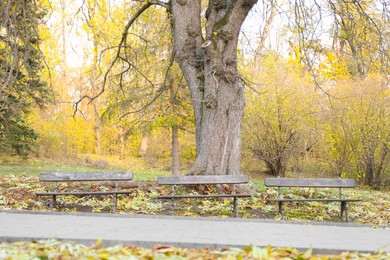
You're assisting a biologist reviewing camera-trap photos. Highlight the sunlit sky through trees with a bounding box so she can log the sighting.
[48,1,293,68]
[49,1,349,69]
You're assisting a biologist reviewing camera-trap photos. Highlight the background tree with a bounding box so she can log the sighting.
[0,0,49,156]
[316,1,389,187]
[91,1,193,172]
[6,0,387,187]
[30,0,99,159]
[89,0,258,176]
[326,76,389,188]
[104,0,257,175]
[252,0,278,71]
[243,52,321,177]
[290,0,389,79]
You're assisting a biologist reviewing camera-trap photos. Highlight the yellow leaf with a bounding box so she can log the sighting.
[95,238,103,247]
[302,247,312,258]
[98,253,111,260]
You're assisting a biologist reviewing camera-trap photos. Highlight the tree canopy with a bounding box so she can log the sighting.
[0,0,49,156]
[0,0,388,187]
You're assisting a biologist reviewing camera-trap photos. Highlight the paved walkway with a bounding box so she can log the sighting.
[0,210,389,254]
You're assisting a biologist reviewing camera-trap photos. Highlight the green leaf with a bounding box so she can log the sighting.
[251,246,268,259]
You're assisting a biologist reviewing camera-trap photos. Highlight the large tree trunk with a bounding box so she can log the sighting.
[171,0,257,175]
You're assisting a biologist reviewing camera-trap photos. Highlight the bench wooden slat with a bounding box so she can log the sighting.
[157,175,248,185]
[265,177,361,222]
[157,174,250,217]
[265,178,356,188]
[37,171,135,213]
[158,194,251,199]
[39,171,133,182]
[36,191,133,196]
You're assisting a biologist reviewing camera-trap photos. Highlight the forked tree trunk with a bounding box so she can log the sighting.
[171,0,257,175]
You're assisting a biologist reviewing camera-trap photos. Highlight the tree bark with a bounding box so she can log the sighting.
[171,0,257,175]
[139,130,149,156]
[119,125,125,159]
[170,78,180,176]
[172,125,180,175]
[93,104,102,156]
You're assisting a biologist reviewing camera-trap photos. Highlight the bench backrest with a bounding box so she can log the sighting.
[265,178,356,188]
[39,171,134,182]
[158,175,249,185]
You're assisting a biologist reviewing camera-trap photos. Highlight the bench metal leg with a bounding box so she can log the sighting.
[50,195,56,210]
[341,201,349,222]
[171,198,175,216]
[345,202,349,222]
[233,197,238,218]
[113,194,117,213]
[171,185,175,216]
[279,201,285,220]
[51,182,58,210]
[113,181,118,213]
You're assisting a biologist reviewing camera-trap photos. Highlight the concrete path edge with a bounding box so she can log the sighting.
[0,210,389,255]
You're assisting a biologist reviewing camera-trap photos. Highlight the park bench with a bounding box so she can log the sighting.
[157,175,251,217]
[265,178,362,222]
[35,171,134,212]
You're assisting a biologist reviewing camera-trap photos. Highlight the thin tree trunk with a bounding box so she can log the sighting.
[139,130,149,156]
[95,124,102,155]
[254,0,276,70]
[374,144,388,188]
[170,78,180,175]
[60,0,67,75]
[93,104,102,156]
[85,1,103,157]
[171,0,204,157]
[365,155,374,186]
[119,125,125,159]
[172,125,180,175]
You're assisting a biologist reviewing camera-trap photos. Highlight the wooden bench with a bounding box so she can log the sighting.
[157,175,251,217]
[265,178,362,222]
[35,171,134,212]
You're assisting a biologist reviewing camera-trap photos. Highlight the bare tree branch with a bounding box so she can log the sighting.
[74,0,168,116]
[118,47,175,120]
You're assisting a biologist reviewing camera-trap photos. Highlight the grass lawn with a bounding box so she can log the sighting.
[0,157,170,181]
[0,157,388,225]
